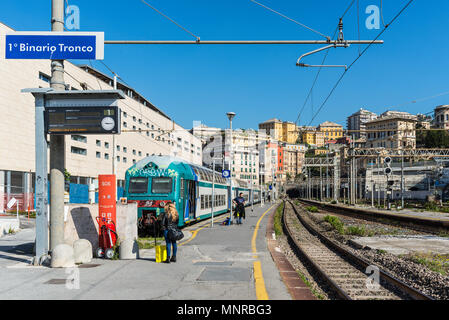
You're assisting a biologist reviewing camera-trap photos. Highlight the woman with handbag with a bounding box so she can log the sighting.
[161,203,180,263]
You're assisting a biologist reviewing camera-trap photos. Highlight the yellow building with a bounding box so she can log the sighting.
[259,119,299,144]
[318,121,344,142]
[282,121,299,144]
[301,130,324,147]
[258,118,283,141]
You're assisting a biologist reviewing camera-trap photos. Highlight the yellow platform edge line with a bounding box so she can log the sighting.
[251,204,275,300]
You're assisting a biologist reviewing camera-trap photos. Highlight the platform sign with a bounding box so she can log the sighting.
[5,32,104,60]
[222,170,231,179]
[45,106,120,135]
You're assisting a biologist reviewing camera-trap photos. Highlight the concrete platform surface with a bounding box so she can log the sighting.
[0,202,291,300]
[350,235,449,255]
[346,204,449,221]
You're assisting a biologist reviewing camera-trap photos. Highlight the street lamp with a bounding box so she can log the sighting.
[226,112,236,223]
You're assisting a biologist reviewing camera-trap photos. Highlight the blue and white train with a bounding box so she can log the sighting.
[123,156,262,235]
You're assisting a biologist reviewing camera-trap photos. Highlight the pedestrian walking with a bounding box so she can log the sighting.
[160,203,179,263]
[233,193,246,225]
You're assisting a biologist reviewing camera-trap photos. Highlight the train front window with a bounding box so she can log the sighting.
[152,177,173,194]
[129,177,148,194]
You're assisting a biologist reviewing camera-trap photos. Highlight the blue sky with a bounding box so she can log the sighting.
[2,0,449,130]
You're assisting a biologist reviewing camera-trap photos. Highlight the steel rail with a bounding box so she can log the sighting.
[288,200,434,300]
[281,201,351,300]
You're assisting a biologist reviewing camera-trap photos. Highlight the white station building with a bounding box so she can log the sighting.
[0,22,202,211]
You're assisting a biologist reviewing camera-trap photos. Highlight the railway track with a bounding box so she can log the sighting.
[282,200,433,300]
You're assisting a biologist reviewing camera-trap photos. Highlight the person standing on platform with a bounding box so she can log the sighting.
[233,193,246,225]
[161,203,179,263]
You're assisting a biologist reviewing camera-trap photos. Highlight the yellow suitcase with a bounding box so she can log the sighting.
[155,245,167,263]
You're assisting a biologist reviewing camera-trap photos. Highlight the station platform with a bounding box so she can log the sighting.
[0,202,293,300]
[299,199,449,228]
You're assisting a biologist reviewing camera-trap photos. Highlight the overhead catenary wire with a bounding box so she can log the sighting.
[140,0,200,41]
[306,0,415,127]
[250,0,330,40]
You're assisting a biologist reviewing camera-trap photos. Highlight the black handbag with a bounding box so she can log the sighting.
[167,225,184,241]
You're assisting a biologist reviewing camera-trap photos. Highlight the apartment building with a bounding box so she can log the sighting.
[283,144,306,181]
[258,118,299,144]
[318,121,344,143]
[301,128,325,147]
[191,124,277,186]
[365,111,417,149]
[434,105,449,129]
[0,22,201,209]
[347,108,378,139]
[258,118,283,141]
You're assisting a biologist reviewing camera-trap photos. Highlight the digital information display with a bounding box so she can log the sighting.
[45,106,121,135]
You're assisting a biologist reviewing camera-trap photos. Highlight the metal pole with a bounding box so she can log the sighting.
[229,124,233,223]
[354,158,358,204]
[371,162,374,208]
[326,153,329,199]
[49,0,66,254]
[401,151,404,208]
[33,93,49,264]
[211,160,215,228]
[377,155,381,207]
[251,151,254,212]
[320,162,323,201]
[105,40,384,45]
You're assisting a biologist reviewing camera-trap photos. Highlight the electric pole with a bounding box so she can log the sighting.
[49,0,66,253]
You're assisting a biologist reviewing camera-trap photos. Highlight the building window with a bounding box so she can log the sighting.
[133,149,136,155]
[117,156,120,162]
[105,153,109,160]
[123,121,127,128]
[39,72,51,83]
[71,135,87,143]
[133,159,136,164]
[96,140,101,147]
[123,147,127,153]
[71,146,87,155]
[138,151,142,156]
[123,111,127,118]
[123,157,127,163]
[105,142,109,149]
[96,151,101,158]
[133,116,136,122]
[117,145,120,151]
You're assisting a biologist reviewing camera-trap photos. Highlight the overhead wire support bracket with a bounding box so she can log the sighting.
[296,43,349,67]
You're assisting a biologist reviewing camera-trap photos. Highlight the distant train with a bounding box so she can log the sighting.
[124,156,262,236]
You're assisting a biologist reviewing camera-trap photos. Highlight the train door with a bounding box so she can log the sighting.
[179,178,187,222]
[186,180,197,220]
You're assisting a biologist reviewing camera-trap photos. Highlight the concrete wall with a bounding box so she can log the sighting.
[63,203,137,252]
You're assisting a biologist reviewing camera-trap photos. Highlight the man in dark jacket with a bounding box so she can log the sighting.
[233,193,246,225]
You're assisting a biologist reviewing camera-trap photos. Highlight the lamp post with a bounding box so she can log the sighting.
[226,112,235,223]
